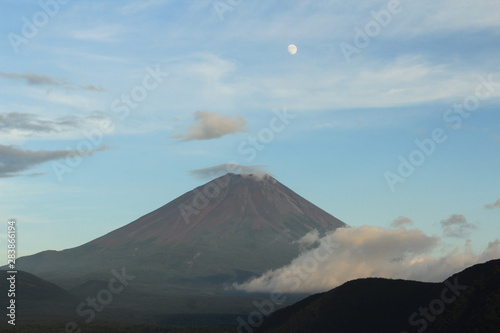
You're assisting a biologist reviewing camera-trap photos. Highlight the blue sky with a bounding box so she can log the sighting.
[1,0,499,266]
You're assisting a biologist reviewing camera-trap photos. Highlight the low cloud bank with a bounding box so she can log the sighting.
[233,226,500,293]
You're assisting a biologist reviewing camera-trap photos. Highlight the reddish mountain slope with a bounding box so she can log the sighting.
[88,173,346,248]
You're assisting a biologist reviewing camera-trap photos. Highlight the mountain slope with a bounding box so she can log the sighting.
[87,173,346,247]
[256,259,500,333]
[426,259,500,333]
[256,278,440,333]
[0,270,80,323]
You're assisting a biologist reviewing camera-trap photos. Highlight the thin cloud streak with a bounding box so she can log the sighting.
[0,112,110,135]
[484,198,500,209]
[189,164,269,179]
[0,72,106,92]
[0,145,107,178]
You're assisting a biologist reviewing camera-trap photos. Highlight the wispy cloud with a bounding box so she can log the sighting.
[0,72,106,92]
[396,0,500,37]
[294,229,321,251]
[166,53,499,114]
[119,0,171,15]
[390,216,414,228]
[440,214,477,238]
[81,85,106,92]
[189,164,268,179]
[0,112,110,136]
[0,72,61,86]
[186,54,236,83]
[173,111,246,141]
[0,145,107,178]
[71,25,126,42]
[484,198,500,209]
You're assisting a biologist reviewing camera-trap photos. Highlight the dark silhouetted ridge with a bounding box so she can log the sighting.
[256,259,500,333]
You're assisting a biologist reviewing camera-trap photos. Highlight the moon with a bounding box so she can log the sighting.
[288,44,298,55]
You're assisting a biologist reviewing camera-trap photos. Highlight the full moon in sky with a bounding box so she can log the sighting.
[288,44,298,55]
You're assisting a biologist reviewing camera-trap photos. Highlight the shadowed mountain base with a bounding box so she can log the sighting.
[255,258,500,333]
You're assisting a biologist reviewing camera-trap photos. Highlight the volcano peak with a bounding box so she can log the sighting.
[87,173,345,248]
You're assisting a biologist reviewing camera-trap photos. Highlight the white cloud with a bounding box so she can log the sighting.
[0,112,111,137]
[185,54,236,83]
[294,229,321,251]
[71,26,125,42]
[397,0,500,37]
[0,72,106,92]
[440,214,477,238]
[0,144,108,178]
[233,226,500,293]
[390,216,414,228]
[484,198,500,209]
[295,229,320,246]
[163,52,500,114]
[119,0,171,15]
[189,164,268,179]
[173,111,246,141]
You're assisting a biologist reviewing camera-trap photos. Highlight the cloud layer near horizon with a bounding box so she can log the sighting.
[233,226,500,294]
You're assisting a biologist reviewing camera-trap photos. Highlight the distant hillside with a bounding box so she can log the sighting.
[426,259,500,333]
[256,259,500,333]
[0,270,80,323]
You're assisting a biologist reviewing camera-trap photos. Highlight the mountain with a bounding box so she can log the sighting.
[88,172,346,246]
[255,258,500,333]
[425,259,500,333]
[4,173,347,322]
[0,270,80,323]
